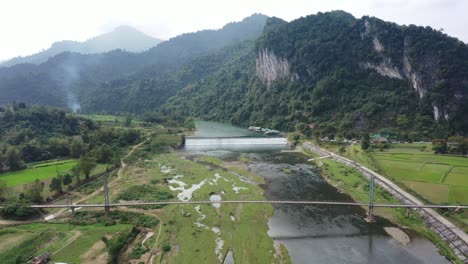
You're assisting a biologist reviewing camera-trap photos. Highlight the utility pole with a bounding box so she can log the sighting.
[104,176,110,213]
[366,174,375,223]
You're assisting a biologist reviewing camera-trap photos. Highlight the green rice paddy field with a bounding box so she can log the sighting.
[0,159,108,187]
[373,143,468,205]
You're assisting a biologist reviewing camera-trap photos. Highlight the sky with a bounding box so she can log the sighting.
[0,0,467,62]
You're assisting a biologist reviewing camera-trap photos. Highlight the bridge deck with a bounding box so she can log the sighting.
[15,200,468,209]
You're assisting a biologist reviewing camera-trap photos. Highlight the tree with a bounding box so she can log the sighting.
[4,146,25,171]
[295,122,308,133]
[97,144,114,163]
[71,164,82,183]
[432,139,447,154]
[62,173,73,186]
[125,115,132,127]
[79,156,97,178]
[70,136,85,158]
[0,198,36,219]
[25,179,44,203]
[184,117,196,130]
[361,135,370,150]
[49,176,63,194]
[0,179,7,201]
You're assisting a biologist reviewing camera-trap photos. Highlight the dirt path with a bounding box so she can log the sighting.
[118,134,152,180]
[118,207,164,263]
[45,133,153,221]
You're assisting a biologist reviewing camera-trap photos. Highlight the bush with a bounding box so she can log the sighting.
[0,198,36,219]
[162,241,171,252]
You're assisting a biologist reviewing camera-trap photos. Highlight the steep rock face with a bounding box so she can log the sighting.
[361,20,452,121]
[362,60,403,79]
[255,49,290,85]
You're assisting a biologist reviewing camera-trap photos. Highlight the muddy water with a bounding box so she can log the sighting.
[185,121,449,264]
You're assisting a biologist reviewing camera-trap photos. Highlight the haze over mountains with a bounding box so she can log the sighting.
[0,26,162,67]
[0,12,467,139]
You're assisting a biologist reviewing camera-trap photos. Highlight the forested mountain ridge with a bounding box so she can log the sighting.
[163,11,468,139]
[1,26,162,67]
[1,11,467,139]
[0,14,268,110]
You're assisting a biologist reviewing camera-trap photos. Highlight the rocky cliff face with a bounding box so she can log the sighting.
[361,20,451,120]
[256,49,290,85]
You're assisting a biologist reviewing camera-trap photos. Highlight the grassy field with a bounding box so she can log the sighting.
[0,222,133,264]
[0,160,110,188]
[315,158,463,263]
[372,143,468,205]
[318,141,468,231]
[111,148,288,264]
[0,159,78,187]
[74,114,144,126]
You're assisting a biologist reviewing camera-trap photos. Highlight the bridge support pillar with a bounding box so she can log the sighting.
[405,208,410,218]
[104,176,110,213]
[366,174,375,223]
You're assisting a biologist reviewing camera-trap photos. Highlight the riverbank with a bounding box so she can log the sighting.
[302,142,467,263]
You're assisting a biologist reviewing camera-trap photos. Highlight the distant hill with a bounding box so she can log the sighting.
[0,14,269,111]
[1,26,162,67]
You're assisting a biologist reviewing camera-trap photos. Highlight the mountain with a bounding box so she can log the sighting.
[0,14,269,110]
[1,12,467,139]
[162,11,468,139]
[1,26,162,67]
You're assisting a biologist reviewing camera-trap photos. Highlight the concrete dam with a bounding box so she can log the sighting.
[184,136,288,151]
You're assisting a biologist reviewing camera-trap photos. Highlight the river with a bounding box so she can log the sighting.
[185,120,449,264]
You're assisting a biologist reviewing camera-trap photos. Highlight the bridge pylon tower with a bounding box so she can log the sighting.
[366,174,375,223]
[103,176,110,213]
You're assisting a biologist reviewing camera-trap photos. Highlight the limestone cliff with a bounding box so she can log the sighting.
[256,49,290,85]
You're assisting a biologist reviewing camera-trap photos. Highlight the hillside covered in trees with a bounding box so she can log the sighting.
[0,103,142,173]
[0,12,467,139]
[163,11,468,139]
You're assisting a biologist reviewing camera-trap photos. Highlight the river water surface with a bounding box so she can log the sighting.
[185,121,449,264]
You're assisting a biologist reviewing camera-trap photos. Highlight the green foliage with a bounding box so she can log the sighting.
[130,244,148,259]
[49,175,63,194]
[105,227,138,264]
[162,12,468,138]
[432,139,448,154]
[115,185,174,209]
[3,146,25,171]
[71,211,160,228]
[0,179,6,201]
[24,179,44,203]
[0,198,36,219]
[62,173,73,186]
[162,241,171,252]
[78,156,97,178]
[125,115,133,127]
[70,136,85,158]
[361,135,370,150]
[0,232,52,264]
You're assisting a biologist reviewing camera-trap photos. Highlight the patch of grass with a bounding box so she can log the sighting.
[71,211,160,228]
[149,153,278,263]
[374,159,450,183]
[198,156,223,166]
[449,186,468,204]
[444,167,468,186]
[115,185,174,209]
[402,180,449,203]
[0,159,77,187]
[0,222,133,264]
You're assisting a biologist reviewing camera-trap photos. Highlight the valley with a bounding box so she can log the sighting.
[0,6,467,264]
